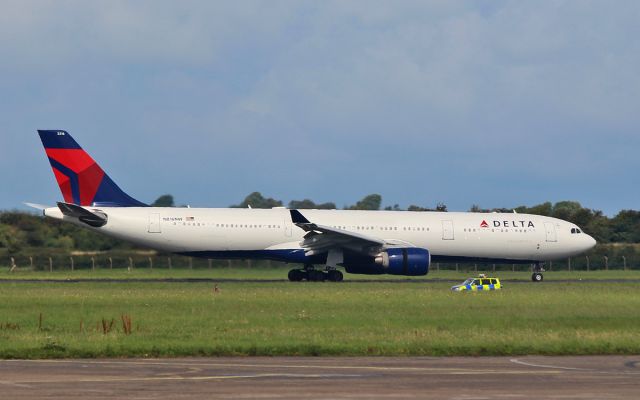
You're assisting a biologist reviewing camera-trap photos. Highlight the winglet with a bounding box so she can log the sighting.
[290,209,310,224]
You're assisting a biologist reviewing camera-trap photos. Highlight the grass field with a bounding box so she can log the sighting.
[2,266,640,281]
[0,271,639,358]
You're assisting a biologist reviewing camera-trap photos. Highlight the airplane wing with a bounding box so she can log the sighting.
[290,209,385,256]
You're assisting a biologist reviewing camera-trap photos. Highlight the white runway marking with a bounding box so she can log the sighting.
[0,380,33,388]
[0,372,364,385]
[509,358,640,375]
[3,358,561,376]
[509,358,589,371]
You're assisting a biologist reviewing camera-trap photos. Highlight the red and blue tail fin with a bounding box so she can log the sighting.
[37,130,147,207]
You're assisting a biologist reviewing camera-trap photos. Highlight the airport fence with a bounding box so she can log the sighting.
[4,253,288,272]
[430,255,635,273]
[3,250,639,272]
[2,243,638,272]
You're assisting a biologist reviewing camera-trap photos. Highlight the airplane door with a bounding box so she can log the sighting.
[284,216,292,237]
[544,222,557,242]
[148,213,161,233]
[442,220,454,240]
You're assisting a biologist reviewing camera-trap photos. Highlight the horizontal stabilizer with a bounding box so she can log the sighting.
[57,202,107,227]
[24,202,50,211]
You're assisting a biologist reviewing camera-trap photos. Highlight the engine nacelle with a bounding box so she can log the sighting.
[343,247,430,276]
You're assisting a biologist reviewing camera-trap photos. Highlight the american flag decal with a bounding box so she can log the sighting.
[186,216,195,221]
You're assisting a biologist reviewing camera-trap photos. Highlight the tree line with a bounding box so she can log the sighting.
[0,193,638,257]
[226,192,638,244]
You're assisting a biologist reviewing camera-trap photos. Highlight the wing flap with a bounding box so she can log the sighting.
[290,210,385,256]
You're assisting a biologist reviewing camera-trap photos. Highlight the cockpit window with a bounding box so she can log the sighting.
[571,228,583,234]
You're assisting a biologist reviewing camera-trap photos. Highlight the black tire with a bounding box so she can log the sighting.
[327,270,343,282]
[532,272,543,282]
[288,269,304,282]
[308,270,325,282]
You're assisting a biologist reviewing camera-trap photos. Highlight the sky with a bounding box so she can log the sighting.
[1,1,638,215]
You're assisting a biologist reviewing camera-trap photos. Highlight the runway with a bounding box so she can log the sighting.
[1,356,638,399]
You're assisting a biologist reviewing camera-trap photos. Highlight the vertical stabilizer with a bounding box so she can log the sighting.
[37,130,147,207]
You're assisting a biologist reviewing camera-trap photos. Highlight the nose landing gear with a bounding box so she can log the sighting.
[531,263,545,282]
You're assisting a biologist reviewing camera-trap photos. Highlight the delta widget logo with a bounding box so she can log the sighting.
[480,220,535,228]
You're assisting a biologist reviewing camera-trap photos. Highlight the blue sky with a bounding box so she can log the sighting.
[1,1,638,215]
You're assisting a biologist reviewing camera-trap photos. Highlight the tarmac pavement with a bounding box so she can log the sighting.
[0,356,639,399]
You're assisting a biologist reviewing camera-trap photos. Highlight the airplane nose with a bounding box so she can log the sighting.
[586,234,597,250]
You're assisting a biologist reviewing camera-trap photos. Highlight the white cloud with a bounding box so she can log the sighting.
[1,0,639,213]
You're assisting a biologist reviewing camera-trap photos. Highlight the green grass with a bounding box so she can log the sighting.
[0,279,639,358]
[1,266,640,281]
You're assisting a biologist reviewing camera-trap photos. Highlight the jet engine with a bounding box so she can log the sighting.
[343,248,430,276]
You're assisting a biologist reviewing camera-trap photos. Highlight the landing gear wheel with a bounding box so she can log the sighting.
[307,270,326,282]
[288,269,305,282]
[532,272,543,282]
[327,270,344,282]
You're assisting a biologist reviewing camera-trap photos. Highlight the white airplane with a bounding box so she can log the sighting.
[31,130,596,282]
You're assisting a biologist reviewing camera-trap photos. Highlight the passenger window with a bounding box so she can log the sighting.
[472,280,480,285]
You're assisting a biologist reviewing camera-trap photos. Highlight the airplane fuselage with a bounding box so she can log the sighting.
[43,206,596,267]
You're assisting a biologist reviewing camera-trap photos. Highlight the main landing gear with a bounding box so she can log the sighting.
[532,263,545,282]
[288,265,344,282]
